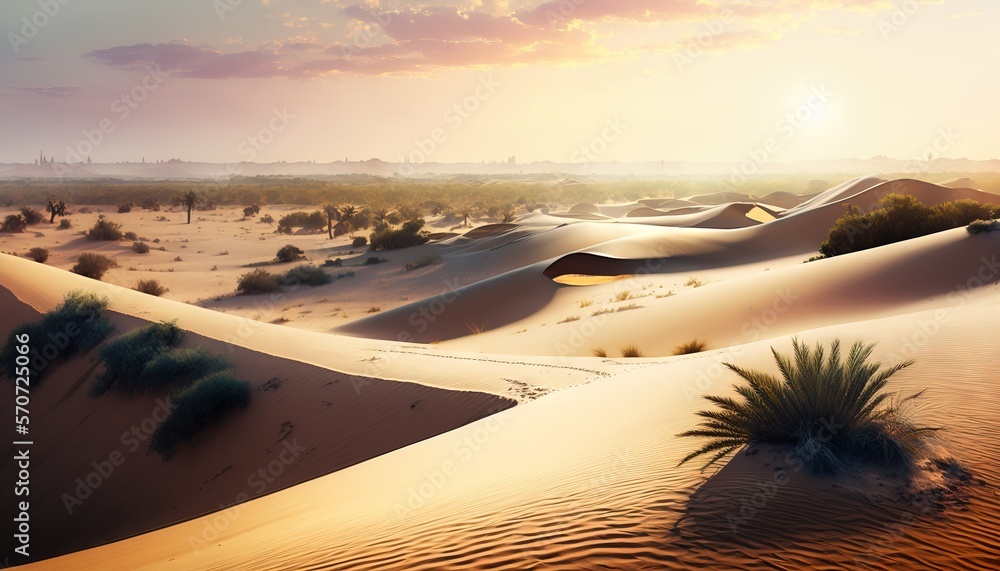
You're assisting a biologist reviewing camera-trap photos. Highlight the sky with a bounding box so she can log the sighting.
[0,0,997,165]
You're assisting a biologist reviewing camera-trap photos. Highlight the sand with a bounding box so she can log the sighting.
[2,176,1000,569]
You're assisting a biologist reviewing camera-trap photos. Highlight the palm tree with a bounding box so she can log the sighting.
[372,207,392,226]
[458,204,476,227]
[336,205,357,236]
[182,191,199,224]
[45,199,66,223]
[499,205,518,224]
[678,338,936,475]
[323,204,340,239]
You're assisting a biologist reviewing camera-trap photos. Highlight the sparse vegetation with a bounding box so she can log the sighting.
[366,306,381,313]
[967,219,1000,234]
[364,256,387,265]
[614,289,633,302]
[591,347,608,358]
[579,299,593,308]
[0,292,113,386]
[131,241,150,254]
[138,347,232,393]
[237,268,282,294]
[282,264,332,286]
[2,214,27,233]
[124,231,138,241]
[134,279,169,296]
[20,206,43,225]
[620,344,644,358]
[26,247,49,263]
[118,203,133,213]
[466,322,487,334]
[89,321,185,397]
[674,339,709,355]
[86,217,124,241]
[276,244,305,263]
[260,214,274,224]
[58,218,72,229]
[557,315,580,324]
[677,339,937,475]
[685,277,704,288]
[149,372,251,460]
[72,253,118,280]
[370,219,430,251]
[615,303,642,312]
[404,255,441,271]
[352,236,368,248]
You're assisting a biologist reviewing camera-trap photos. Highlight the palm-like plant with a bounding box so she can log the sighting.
[372,207,393,226]
[337,205,358,236]
[323,204,340,239]
[182,190,199,224]
[678,339,937,475]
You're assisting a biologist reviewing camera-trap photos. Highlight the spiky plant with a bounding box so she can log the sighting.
[678,339,937,475]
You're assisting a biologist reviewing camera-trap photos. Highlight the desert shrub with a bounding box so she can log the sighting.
[819,195,1000,258]
[336,271,355,279]
[620,344,644,358]
[678,339,937,475]
[20,207,43,225]
[1,214,26,233]
[278,210,326,230]
[237,268,282,294]
[276,225,292,234]
[78,206,93,214]
[260,214,274,224]
[138,347,232,393]
[242,205,260,218]
[131,241,150,254]
[276,244,305,263]
[134,279,169,296]
[404,255,442,271]
[352,236,368,248]
[140,197,160,211]
[614,289,633,301]
[90,321,185,397]
[117,203,133,213]
[369,219,430,251]
[591,347,608,358]
[26,247,49,263]
[324,258,343,267]
[967,219,1000,234]
[87,217,124,241]
[674,339,708,355]
[58,218,72,229]
[124,231,138,241]
[149,372,251,460]
[282,264,332,286]
[72,253,118,280]
[0,291,113,386]
[364,256,387,265]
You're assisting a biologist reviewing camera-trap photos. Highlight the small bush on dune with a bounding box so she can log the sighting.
[405,255,442,271]
[364,256,387,265]
[124,231,138,241]
[674,339,708,355]
[352,236,368,248]
[72,253,118,280]
[26,247,49,263]
[282,264,332,286]
[1,214,27,233]
[59,218,72,229]
[90,321,185,397]
[237,268,282,294]
[260,214,274,224]
[118,203,133,213]
[678,338,937,475]
[87,217,124,241]
[592,347,608,358]
[278,210,326,230]
[149,372,251,460]
[620,344,644,358]
[275,244,305,263]
[138,347,232,393]
[131,241,150,254]
[0,292,113,386]
[967,219,1000,234]
[20,207,43,225]
[134,279,169,296]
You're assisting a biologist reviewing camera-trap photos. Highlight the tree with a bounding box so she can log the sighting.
[182,191,199,224]
[372,207,393,226]
[336,205,358,237]
[458,204,476,227]
[499,205,518,223]
[323,204,340,239]
[46,200,67,223]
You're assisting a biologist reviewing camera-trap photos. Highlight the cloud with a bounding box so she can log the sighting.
[86,43,285,79]
[9,86,81,97]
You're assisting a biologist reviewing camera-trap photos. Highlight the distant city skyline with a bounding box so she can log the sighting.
[1,1,997,165]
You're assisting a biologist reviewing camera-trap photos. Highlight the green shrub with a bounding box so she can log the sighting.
[20,206,43,225]
[149,372,251,460]
[26,247,49,263]
[131,241,150,254]
[138,347,232,393]
[133,279,168,296]
[404,255,441,271]
[369,219,430,251]
[90,321,185,397]
[276,244,305,263]
[237,268,282,294]
[1,292,113,385]
[1,214,26,233]
[87,217,124,241]
[282,264,332,286]
[72,253,118,280]
[277,210,326,230]
[819,195,1000,258]
[678,339,937,475]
